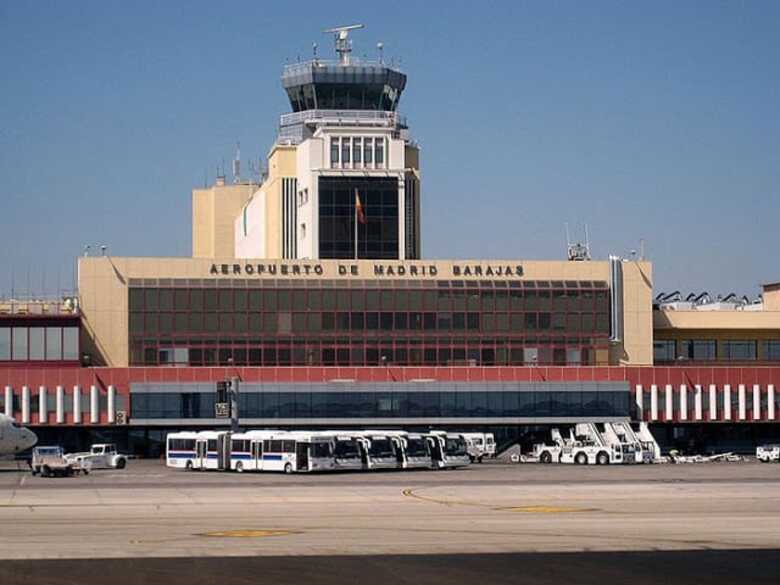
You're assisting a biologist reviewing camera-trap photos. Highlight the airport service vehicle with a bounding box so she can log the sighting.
[331,433,364,471]
[756,444,780,463]
[427,431,470,469]
[534,423,650,465]
[0,413,37,457]
[166,431,230,470]
[66,444,128,469]
[398,432,434,469]
[31,446,90,477]
[358,432,404,470]
[230,430,336,473]
[165,431,199,469]
[461,433,496,463]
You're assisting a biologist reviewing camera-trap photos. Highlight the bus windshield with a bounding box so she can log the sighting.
[406,438,429,457]
[334,440,360,459]
[445,437,467,456]
[369,438,394,458]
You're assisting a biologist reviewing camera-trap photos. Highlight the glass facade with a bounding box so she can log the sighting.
[318,176,398,259]
[128,279,611,367]
[130,382,631,421]
[0,324,79,362]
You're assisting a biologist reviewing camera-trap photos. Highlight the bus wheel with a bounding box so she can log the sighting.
[284,463,293,474]
[478,456,484,464]
[236,461,244,473]
[540,452,552,464]
[185,460,193,471]
[115,458,126,470]
[596,452,610,465]
[575,453,588,465]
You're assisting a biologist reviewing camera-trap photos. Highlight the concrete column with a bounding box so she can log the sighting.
[694,385,703,421]
[56,386,65,424]
[4,386,12,417]
[709,385,717,420]
[768,385,776,420]
[90,385,99,424]
[21,386,30,423]
[650,384,658,421]
[752,384,761,420]
[665,384,673,421]
[679,384,688,421]
[738,384,746,420]
[38,386,47,423]
[73,385,81,424]
[107,385,116,424]
[723,385,732,421]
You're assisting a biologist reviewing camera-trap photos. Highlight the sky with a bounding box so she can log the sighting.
[1,1,778,299]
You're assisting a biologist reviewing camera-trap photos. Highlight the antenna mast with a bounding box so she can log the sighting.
[323,24,364,65]
[232,142,241,184]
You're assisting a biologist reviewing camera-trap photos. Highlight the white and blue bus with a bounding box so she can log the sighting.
[166,431,229,470]
[229,430,336,473]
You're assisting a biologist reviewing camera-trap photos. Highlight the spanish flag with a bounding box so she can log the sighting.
[355,189,366,224]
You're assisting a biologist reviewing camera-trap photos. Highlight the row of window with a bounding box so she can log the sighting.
[131,389,631,419]
[330,136,386,168]
[654,339,780,362]
[0,326,79,361]
[129,311,611,336]
[129,287,610,312]
[0,392,127,415]
[134,343,605,367]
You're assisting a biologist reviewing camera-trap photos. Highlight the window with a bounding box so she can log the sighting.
[46,327,62,360]
[353,137,362,164]
[341,137,351,164]
[29,327,45,360]
[330,137,339,165]
[12,327,27,360]
[363,137,373,164]
[722,340,757,361]
[300,222,306,239]
[762,340,780,361]
[679,340,716,361]
[653,340,676,362]
[0,328,9,360]
[374,138,384,166]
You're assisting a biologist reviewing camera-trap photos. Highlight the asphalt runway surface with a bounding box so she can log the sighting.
[1,460,779,584]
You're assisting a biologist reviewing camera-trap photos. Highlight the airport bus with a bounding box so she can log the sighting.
[398,432,434,469]
[229,430,337,473]
[325,433,364,471]
[357,432,404,470]
[166,431,229,470]
[427,431,470,469]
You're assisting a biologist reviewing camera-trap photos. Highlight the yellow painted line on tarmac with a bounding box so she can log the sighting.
[499,505,597,513]
[199,529,300,538]
[403,488,599,514]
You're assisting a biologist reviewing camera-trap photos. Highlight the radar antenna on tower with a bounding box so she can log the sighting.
[565,223,592,261]
[323,24,364,65]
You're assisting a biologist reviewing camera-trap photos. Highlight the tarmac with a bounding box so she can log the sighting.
[1,460,778,583]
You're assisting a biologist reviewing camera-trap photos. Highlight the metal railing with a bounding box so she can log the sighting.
[283,58,401,76]
[279,109,406,128]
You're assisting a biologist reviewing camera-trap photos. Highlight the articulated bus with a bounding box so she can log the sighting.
[229,430,336,473]
[428,431,470,469]
[166,431,230,470]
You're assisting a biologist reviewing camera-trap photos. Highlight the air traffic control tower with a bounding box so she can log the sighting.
[231,25,421,262]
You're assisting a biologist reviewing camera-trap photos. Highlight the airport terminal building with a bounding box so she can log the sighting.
[1,29,779,455]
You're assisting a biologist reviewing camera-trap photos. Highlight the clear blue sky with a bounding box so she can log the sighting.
[1,1,778,298]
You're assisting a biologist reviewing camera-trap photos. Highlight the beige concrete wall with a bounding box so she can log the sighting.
[192,183,256,258]
[654,309,780,331]
[262,145,298,258]
[78,257,652,367]
[763,284,780,311]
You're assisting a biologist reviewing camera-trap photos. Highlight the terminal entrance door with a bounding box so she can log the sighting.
[251,440,263,471]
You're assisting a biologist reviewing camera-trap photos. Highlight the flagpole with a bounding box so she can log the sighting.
[354,188,359,260]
